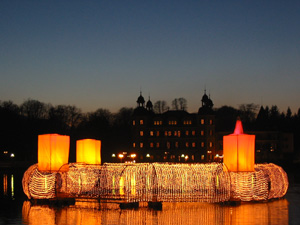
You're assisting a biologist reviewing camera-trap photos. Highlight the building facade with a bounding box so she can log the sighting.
[131,92,216,162]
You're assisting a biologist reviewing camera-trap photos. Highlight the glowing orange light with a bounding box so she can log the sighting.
[38,134,70,172]
[223,120,255,172]
[76,139,101,164]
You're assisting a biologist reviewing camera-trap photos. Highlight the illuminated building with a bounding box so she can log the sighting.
[131,91,215,162]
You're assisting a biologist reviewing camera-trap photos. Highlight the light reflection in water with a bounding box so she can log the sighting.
[22,199,289,225]
[3,174,7,196]
[11,174,14,198]
[2,173,14,198]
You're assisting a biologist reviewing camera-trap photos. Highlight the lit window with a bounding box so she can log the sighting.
[140,143,143,148]
[178,131,181,137]
[201,142,205,147]
[201,130,204,136]
[132,120,136,125]
[209,130,213,136]
[150,131,154,136]
[185,142,189,147]
[192,131,195,136]
[133,143,136,148]
[150,142,154,148]
[156,131,160,136]
[209,119,213,125]
[156,142,160,148]
[168,131,172,136]
[140,131,144,136]
[175,142,179,148]
[201,119,204,125]
[185,131,189,136]
[192,142,196,148]
[209,142,213,147]
[201,155,205,160]
[140,120,144,125]
[174,131,177,136]
[167,142,170,149]
[164,131,168,136]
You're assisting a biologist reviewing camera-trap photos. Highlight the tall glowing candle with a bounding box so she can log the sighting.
[223,120,255,172]
[76,139,101,164]
[38,134,70,172]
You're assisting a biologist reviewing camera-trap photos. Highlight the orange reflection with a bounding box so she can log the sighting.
[22,199,289,225]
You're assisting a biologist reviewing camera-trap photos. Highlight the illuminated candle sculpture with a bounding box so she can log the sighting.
[38,134,70,172]
[76,139,101,164]
[223,120,255,172]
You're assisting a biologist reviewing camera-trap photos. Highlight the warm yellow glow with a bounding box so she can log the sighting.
[38,134,70,172]
[76,139,101,164]
[23,162,288,202]
[223,120,255,172]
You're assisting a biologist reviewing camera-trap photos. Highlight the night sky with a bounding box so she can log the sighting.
[1,0,300,113]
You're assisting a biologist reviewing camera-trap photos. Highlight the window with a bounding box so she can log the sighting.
[178,131,181,137]
[169,120,177,125]
[192,142,196,148]
[150,131,154,136]
[140,120,144,125]
[201,119,204,125]
[154,120,162,125]
[209,119,213,125]
[192,131,196,136]
[168,131,172,136]
[184,120,192,125]
[140,143,143,148]
[156,142,160,148]
[201,155,205,160]
[209,142,213,148]
[150,142,154,148]
[185,142,189,147]
[201,130,204,136]
[209,130,213,136]
[167,142,170,149]
[185,131,189,136]
[175,142,179,148]
[156,131,160,136]
[133,143,136,148]
[201,142,205,147]
[164,131,168,136]
[132,120,136,125]
[140,131,144,136]
[174,131,177,136]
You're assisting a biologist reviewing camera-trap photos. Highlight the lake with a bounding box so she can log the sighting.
[1,168,300,225]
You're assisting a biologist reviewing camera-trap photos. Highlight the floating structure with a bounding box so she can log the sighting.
[22,121,289,204]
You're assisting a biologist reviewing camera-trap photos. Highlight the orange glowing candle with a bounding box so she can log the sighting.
[38,134,70,172]
[223,120,255,172]
[76,139,101,164]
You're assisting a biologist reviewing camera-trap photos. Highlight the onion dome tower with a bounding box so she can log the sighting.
[137,91,145,108]
[146,96,153,111]
[198,90,214,114]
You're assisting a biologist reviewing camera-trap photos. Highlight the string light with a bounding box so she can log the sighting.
[22,162,288,202]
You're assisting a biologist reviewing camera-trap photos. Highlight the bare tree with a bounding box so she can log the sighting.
[154,100,168,113]
[178,98,187,110]
[21,99,49,120]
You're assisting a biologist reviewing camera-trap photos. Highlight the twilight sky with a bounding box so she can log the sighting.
[1,0,300,114]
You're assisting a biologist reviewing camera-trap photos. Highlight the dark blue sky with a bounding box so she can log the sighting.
[1,0,300,113]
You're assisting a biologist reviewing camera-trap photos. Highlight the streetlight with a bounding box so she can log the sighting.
[118,154,124,163]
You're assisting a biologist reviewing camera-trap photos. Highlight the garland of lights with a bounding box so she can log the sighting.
[22,163,288,202]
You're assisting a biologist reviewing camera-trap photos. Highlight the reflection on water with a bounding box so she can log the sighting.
[2,173,15,199]
[22,199,289,225]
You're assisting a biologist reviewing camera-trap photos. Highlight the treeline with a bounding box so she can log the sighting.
[0,99,133,163]
[215,103,300,132]
[1,100,300,163]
